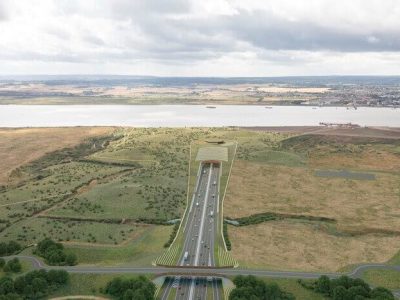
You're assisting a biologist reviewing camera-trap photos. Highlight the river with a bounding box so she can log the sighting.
[0,105,398,127]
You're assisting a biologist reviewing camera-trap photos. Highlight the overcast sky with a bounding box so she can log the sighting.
[0,0,400,76]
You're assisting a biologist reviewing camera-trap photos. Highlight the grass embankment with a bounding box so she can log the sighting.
[224,132,400,272]
[363,269,400,290]
[0,127,114,186]
[263,278,324,300]
[49,274,153,298]
[64,225,172,266]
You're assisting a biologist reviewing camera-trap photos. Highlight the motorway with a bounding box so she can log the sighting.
[161,162,222,300]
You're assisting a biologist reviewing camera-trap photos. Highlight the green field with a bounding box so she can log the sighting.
[363,269,400,290]
[64,225,172,266]
[49,273,153,298]
[262,278,324,300]
[1,217,148,245]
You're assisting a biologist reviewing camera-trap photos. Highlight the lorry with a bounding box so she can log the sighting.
[183,251,189,261]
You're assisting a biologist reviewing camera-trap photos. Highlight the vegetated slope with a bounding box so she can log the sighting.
[0,127,114,185]
[224,131,400,271]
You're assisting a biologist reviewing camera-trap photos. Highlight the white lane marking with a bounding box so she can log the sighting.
[194,163,213,266]
[188,279,195,300]
[189,163,213,300]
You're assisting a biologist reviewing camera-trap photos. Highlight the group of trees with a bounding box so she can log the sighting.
[0,269,68,299]
[34,238,77,266]
[163,221,180,248]
[309,275,394,300]
[223,222,232,250]
[229,275,294,300]
[104,276,155,300]
[0,241,21,256]
[0,258,21,273]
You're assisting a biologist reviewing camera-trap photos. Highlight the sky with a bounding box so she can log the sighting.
[0,0,400,76]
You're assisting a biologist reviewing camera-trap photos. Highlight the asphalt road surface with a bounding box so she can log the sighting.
[162,162,222,300]
[5,256,400,297]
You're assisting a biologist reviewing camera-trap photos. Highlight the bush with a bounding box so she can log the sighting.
[163,221,180,248]
[0,269,68,299]
[230,275,294,300]
[3,258,21,273]
[34,238,77,266]
[105,276,155,300]
[313,275,394,300]
[0,241,22,256]
[223,222,231,250]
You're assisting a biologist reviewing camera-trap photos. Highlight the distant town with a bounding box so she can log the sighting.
[0,76,399,107]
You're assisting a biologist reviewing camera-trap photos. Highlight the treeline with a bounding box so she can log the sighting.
[229,275,294,300]
[104,276,155,300]
[0,269,68,299]
[0,258,22,273]
[0,241,21,256]
[34,238,77,266]
[223,222,232,250]
[299,275,394,300]
[164,221,180,248]
[226,212,335,227]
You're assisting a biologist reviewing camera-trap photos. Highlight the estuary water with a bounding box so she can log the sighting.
[0,105,399,127]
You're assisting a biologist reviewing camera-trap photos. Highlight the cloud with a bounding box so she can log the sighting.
[0,1,8,21]
[0,0,399,75]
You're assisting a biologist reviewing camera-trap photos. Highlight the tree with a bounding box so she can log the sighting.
[333,286,348,300]
[230,275,294,300]
[6,242,21,255]
[0,269,69,299]
[316,275,331,294]
[65,253,77,266]
[32,277,48,295]
[35,238,77,266]
[123,289,134,300]
[347,286,369,299]
[47,270,69,285]
[4,258,21,273]
[105,276,155,300]
[370,287,395,300]
[0,258,5,269]
[0,241,21,256]
[0,277,15,295]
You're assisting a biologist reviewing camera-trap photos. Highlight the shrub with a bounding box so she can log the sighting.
[34,238,77,266]
[0,269,68,299]
[0,241,22,256]
[105,276,155,300]
[163,221,180,248]
[223,222,231,250]
[313,275,394,300]
[230,275,294,300]
[3,258,22,273]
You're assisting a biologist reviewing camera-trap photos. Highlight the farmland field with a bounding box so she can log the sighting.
[224,129,400,271]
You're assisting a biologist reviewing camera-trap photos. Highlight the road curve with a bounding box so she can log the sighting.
[4,255,400,280]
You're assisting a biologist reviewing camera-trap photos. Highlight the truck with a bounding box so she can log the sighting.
[183,251,189,261]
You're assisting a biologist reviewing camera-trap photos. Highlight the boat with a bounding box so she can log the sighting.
[206,106,216,109]
[265,106,273,109]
